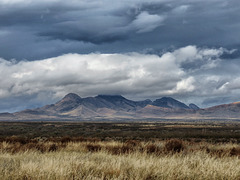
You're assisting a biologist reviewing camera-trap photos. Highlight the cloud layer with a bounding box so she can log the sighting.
[0,0,240,60]
[0,46,238,112]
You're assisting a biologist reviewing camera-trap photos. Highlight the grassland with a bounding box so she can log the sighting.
[0,120,240,179]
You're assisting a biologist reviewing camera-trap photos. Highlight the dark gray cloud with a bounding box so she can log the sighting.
[0,0,240,60]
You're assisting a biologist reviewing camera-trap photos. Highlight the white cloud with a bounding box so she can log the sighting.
[172,5,190,14]
[131,11,165,33]
[0,52,182,99]
[200,48,223,56]
[173,45,198,63]
[175,77,195,92]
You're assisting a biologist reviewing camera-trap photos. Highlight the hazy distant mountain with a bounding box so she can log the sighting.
[1,93,240,120]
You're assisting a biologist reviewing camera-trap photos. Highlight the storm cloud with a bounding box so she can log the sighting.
[0,0,240,60]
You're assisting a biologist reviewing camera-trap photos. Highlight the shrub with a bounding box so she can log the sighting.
[106,144,134,155]
[125,140,140,147]
[59,137,72,143]
[145,144,162,155]
[86,144,102,152]
[165,139,184,153]
[35,143,48,153]
[5,136,29,144]
[230,147,240,156]
[49,144,58,152]
[105,145,121,155]
[121,145,134,154]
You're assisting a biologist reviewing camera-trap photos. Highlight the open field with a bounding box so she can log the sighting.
[0,121,240,179]
[1,139,240,179]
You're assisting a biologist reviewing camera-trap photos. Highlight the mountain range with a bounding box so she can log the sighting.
[0,93,240,121]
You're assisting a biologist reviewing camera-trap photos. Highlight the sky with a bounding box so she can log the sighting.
[1,0,240,112]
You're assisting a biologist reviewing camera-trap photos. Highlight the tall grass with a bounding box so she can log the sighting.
[0,139,240,179]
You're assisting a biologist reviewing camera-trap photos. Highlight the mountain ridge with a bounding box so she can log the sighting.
[1,93,240,120]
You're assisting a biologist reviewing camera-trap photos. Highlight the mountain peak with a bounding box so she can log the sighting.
[48,93,82,113]
[62,93,81,101]
[189,103,200,110]
[152,97,189,109]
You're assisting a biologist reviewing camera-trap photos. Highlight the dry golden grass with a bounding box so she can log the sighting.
[0,139,240,180]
